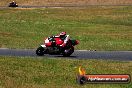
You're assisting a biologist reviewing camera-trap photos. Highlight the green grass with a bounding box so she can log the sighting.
[0,6,132,50]
[0,56,132,88]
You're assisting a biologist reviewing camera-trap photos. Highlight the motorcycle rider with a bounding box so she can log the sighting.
[59,32,70,48]
[56,32,70,52]
[47,32,70,51]
[10,1,16,5]
[9,1,18,7]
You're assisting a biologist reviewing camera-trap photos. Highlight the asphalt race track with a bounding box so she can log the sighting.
[0,48,132,61]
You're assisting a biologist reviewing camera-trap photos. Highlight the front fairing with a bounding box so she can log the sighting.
[70,40,79,46]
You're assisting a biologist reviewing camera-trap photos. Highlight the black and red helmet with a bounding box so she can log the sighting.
[60,32,66,36]
[59,32,66,38]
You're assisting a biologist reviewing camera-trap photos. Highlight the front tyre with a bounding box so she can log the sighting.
[63,46,74,57]
[36,46,45,56]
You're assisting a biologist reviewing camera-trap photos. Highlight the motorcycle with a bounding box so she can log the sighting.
[36,36,79,57]
[8,1,18,7]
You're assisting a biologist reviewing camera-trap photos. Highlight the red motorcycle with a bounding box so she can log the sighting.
[36,36,79,57]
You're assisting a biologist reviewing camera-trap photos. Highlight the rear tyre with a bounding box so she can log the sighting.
[63,46,74,57]
[36,47,45,56]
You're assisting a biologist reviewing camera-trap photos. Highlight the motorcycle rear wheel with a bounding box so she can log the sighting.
[36,47,45,56]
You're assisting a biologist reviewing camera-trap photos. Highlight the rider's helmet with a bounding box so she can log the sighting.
[59,32,66,39]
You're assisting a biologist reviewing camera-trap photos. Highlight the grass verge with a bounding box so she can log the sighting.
[0,56,132,88]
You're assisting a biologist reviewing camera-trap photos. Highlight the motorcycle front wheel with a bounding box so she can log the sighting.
[63,46,74,57]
